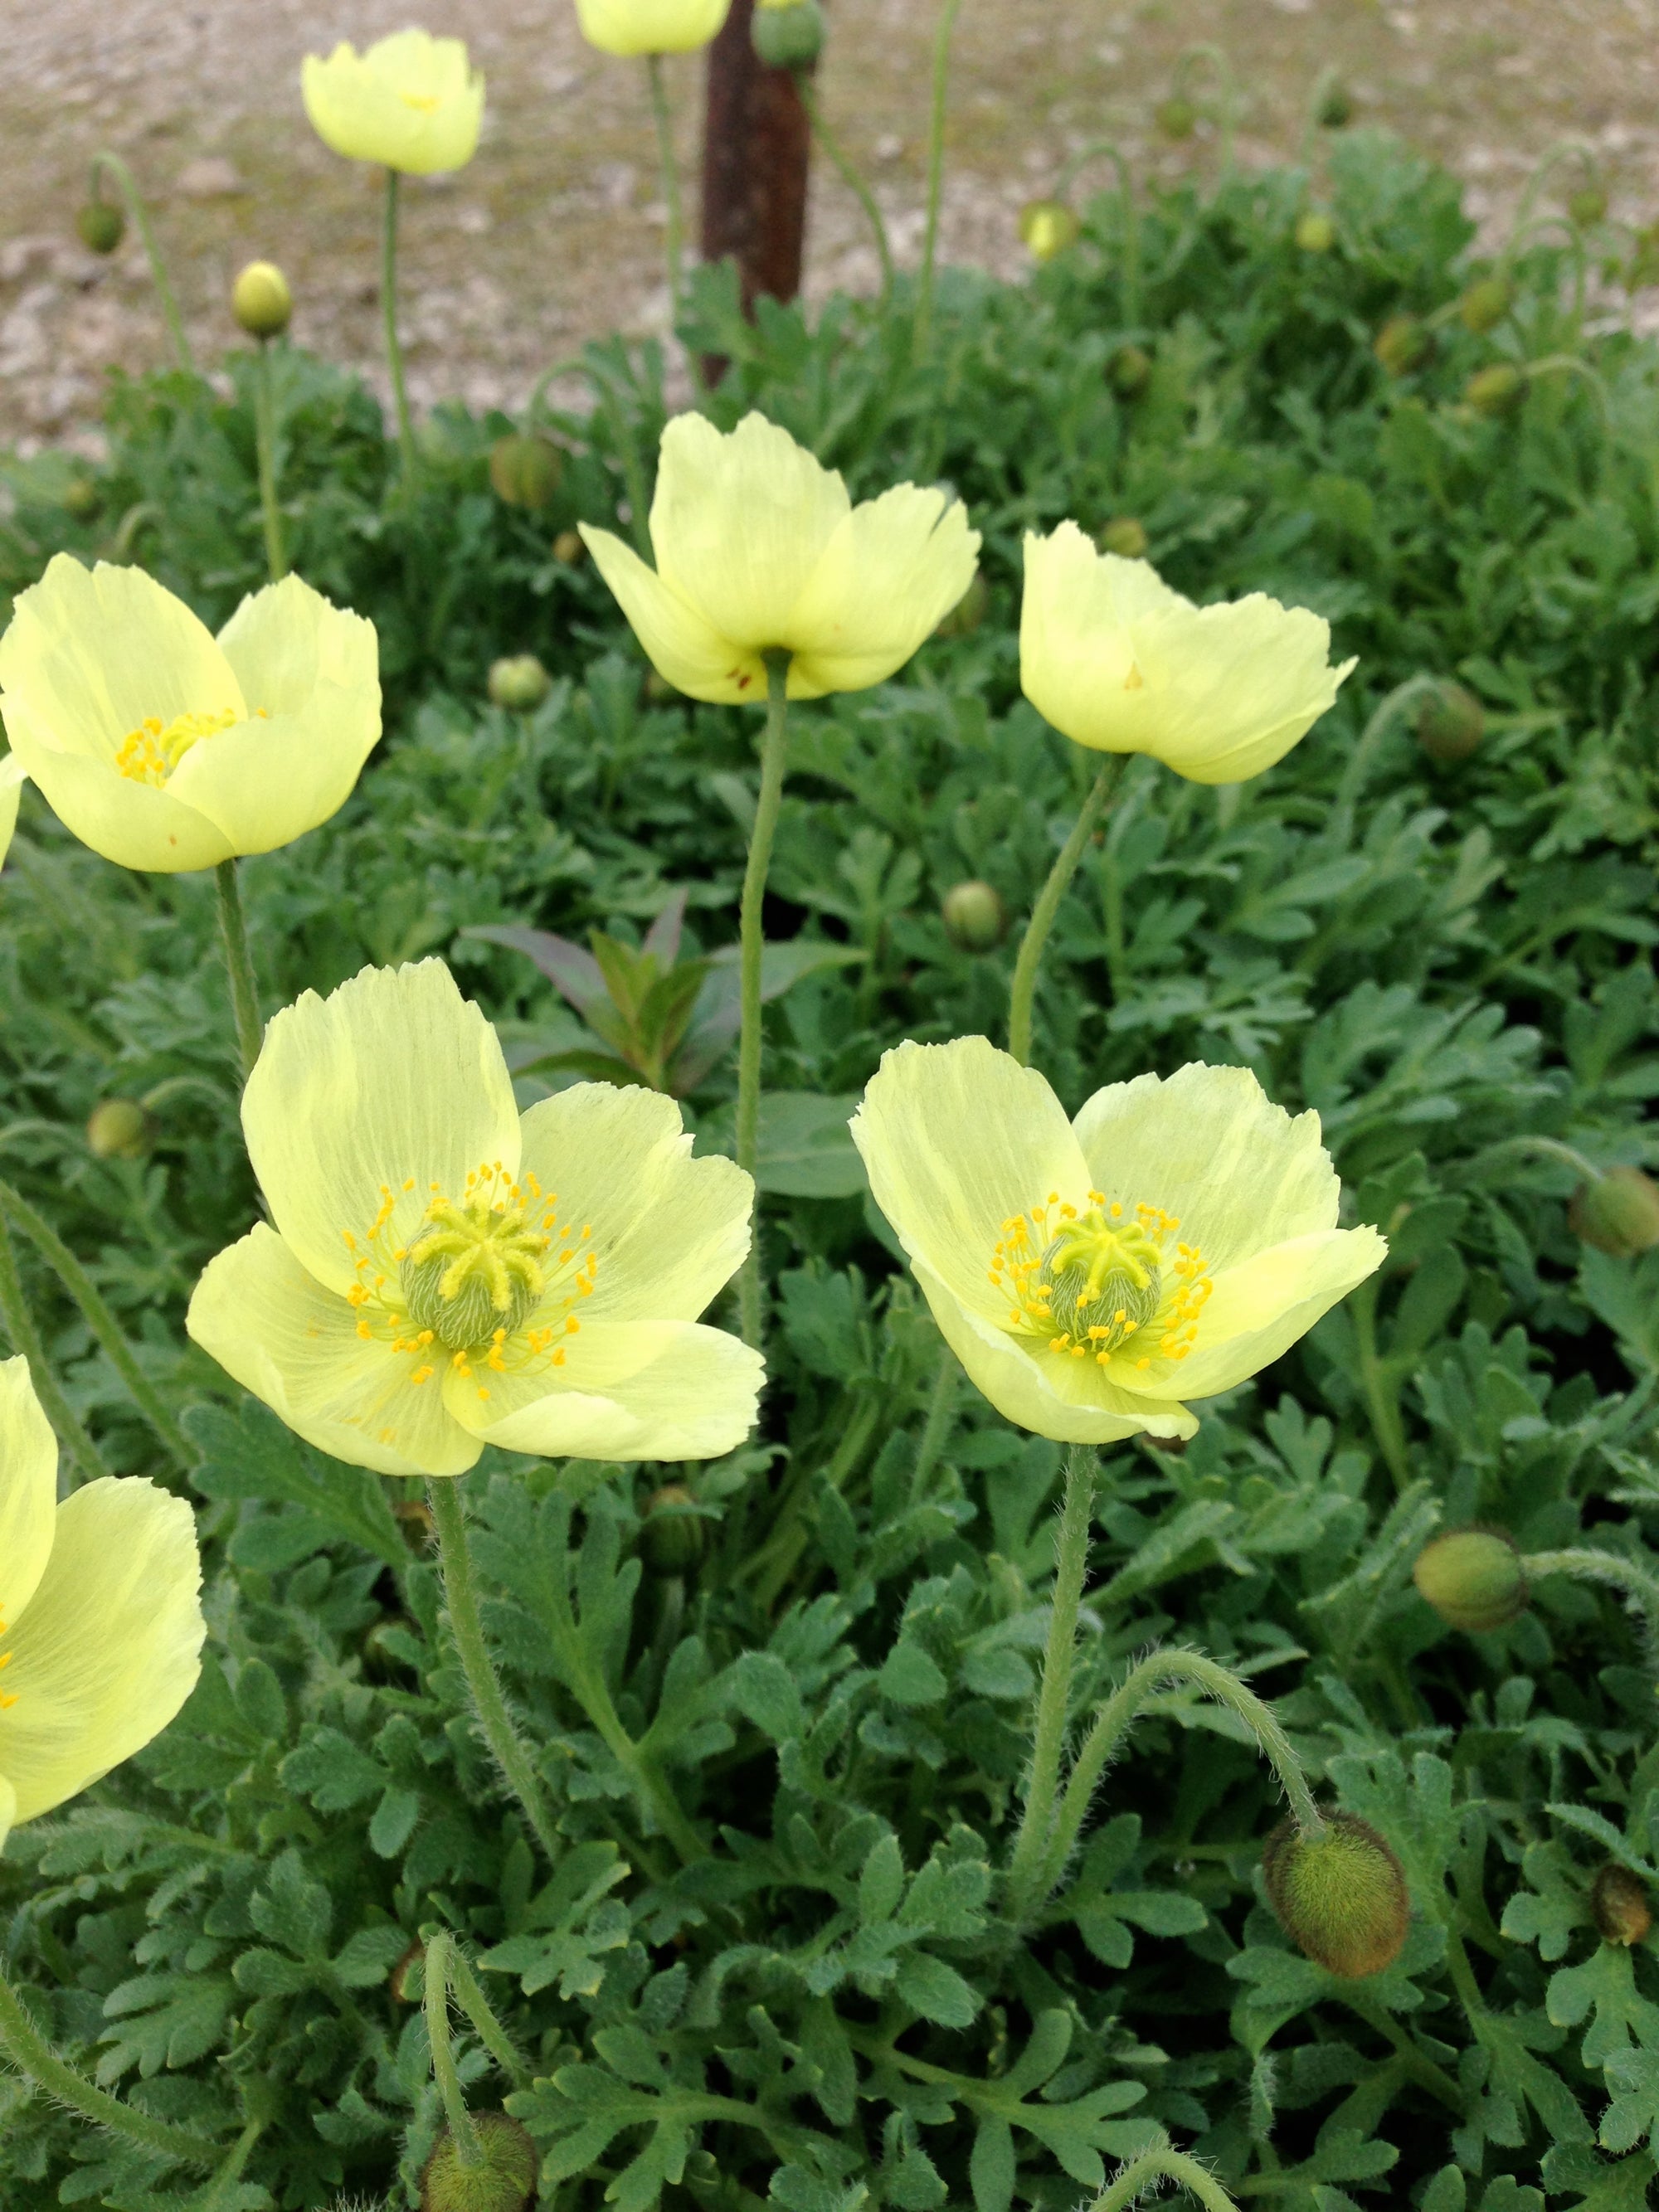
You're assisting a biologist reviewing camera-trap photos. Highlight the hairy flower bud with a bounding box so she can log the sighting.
[1373,314,1431,377]
[1296,210,1336,253]
[1107,344,1151,399]
[232,260,293,338]
[421,2113,538,2212]
[1569,186,1608,228]
[934,572,989,639]
[1019,200,1080,264]
[1413,1529,1527,1634]
[1569,1166,1659,1259]
[62,474,102,521]
[86,1099,153,1160]
[1592,1864,1653,1948]
[941,879,1008,953]
[488,654,552,712]
[1465,363,1526,419]
[1314,80,1354,129]
[640,1484,706,1576]
[1458,276,1512,335]
[751,0,825,69]
[1098,517,1148,560]
[552,528,586,566]
[1155,96,1196,141]
[1414,679,1484,766]
[75,200,125,255]
[489,433,562,513]
[1263,1813,1410,1979]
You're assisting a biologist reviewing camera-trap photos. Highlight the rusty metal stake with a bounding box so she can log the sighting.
[701,0,813,314]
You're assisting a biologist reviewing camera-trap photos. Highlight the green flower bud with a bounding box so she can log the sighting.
[751,0,825,69]
[640,1485,705,1577]
[1107,344,1151,399]
[552,528,586,566]
[232,260,292,338]
[1413,1529,1528,1633]
[1263,1813,1410,1980]
[75,200,124,255]
[61,474,102,521]
[389,1937,425,2004]
[489,433,562,513]
[1098,516,1148,560]
[1569,1166,1659,1259]
[1296,210,1337,253]
[1464,362,1526,419]
[1155,96,1197,141]
[1373,314,1431,376]
[1019,200,1080,264]
[1458,275,1513,335]
[488,654,552,712]
[1592,1864,1653,1948]
[1568,186,1608,228]
[1414,679,1484,766]
[1314,80,1354,129]
[421,2113,538,2212]
[394,1499,436,1553]
[941,879,1009,953]
[934,572,989,639]
[85,1099,153,1160]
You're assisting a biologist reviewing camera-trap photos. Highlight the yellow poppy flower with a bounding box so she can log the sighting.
[187,960,763,1478]
[850,1037,1385,1446]
[0,1357,204,1855]
[575,0,732,56]
[302,30,484,175]
[581,411,981,704]
[0,754,22,871]
[0,557,381,875]
[1020,522,1356,785]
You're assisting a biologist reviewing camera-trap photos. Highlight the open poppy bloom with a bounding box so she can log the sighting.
[302,30,484,174]
[575,0,732,56]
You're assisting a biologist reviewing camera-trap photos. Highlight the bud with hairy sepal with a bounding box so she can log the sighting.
[1569,1166,1659,1258]
[1373,314,1431,376]
[489,434,562,512]
[552,528,585,566]
[1592,1865,1652,1948]
[1155,96,1196,140]
[1019,201,1079,264]
[1263,1813,1410,1979]
[1415,679,1483,766]
[1296,211,1336,253]
[1413,1529,1527,1633]
[421,2113,537,2212]
[488,655,552,712]
[941,880,1008,953]
[86,1099,153,1159]
[76,201,124,255]
[233,260,293,338]
[1098,517,1148,559]
[1465,362,1526,418]
[640,1485,705,1576]
[1569,186,1608,227]
[1458,276,1512,335]
[1107,344,1151,398]
[752,0,824,68]
[1314,80,1353,128]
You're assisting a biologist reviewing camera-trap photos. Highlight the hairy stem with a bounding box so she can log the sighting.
[446,1942,532,2090]
[912,1346,959,1490]
[1004,1446,1097,1919]
[0,1962,219,2167]
[0,1210,112,1482]
[1087,2137,1241,2212]
[646,54,687,327]
[913,0,966,358]
[1523,1547,1659,1652]
[1008,755,1123,1066]
[214,858,264,1082]
[736,654,791,1352]
[382,167,418,488]
[252,339,287,584]
[90,152,192,373]
[423,1933,484,2169]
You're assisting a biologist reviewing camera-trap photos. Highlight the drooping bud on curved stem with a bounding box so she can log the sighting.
[1263,1811,1410,1978]
[1082,2131,1243,2212]
[86,152,193,373]
[421,2112,538,2212]
[1520,1547,1659,1658]
[1569,1165,1659,1257]
[1415,679,1485,766]
[1592,1865,1653,1948]
[1413,1529,1528,1633]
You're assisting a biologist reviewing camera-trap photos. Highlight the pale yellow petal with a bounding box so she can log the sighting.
[187,1223,480,1478]
[786,489,982,695]
[2,698,233,873]
[1073,1062,1340,1273]
[850,1037,1091,1328]
[515,1083,752,1324]
[580,526,768,706]
[0,753,23,870]
[0,1357,58,1630]
[649,413,850,649]
[1142,1226,1386,1401]
[241,960,521,1299]
[575,0,732,53]
[303,33,484,173]
[0,1772,14,1855]
[446,1316,763,1461]
[1,1476,203,1826]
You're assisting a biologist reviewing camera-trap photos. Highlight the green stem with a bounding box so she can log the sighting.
[1034,1646,1323,1917]
[601,377,654,559]
[1007,755,1123,1066]
[214,858,263,1082]
[798,75,894,309]
[913,0,966,359]
[1457,1134,1603,1189]
[90,152,192,374]
[427,1480,563,1865]
[382,168,418,489]
[197,2117,265,2211]
[0,1962,219,2167]
[252,339,287,584]
[1330,673,1441,835]
[1003,1446,1097,1920]
[735,654,791,1353]
[446,1942,531,2090]
[1085,2138,1241,2212]
[423,1933,484,2169]
[646,54,687,327]
[1350,1276,1410,1495]
[1051,139,1140,322]
[0,1210,112,1483]
[1523,1548,1659,1652]
[1338,1993,1465,2115]
[0,1177,193,1473]
[912,1347,959,1490]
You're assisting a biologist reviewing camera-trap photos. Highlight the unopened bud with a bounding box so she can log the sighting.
[941,879,1008,953]
[751,0,825,68]
[232,260,292,338]
[421,2112,537,2212]
[1464,362,1526,419]
[1373,314,1431,377]
[934,572,989,639]
[1314,80,1354,129]
[552,528,585,566]
[1296,210,1336,253]
[1108,343,1151,399]
[1155,96,1197,141]
[1263,1813,1410,1980]
[1458,276,1512,335]
[389,1938,424,2004]
[1413,1529,1528,1633]
[62,474,102,520]
[1592,1864,1652,1947]
[86,1099,153,1160]
[640,1484,705,1577]
[1414,679,1484,766]
[1569,1166,1659,1259]
[1019,200,1079,264]
[1098,516,1148,560]
[75,200,124,255]
[1568,186,1608,228]
[488,654,552,712]
[489,433,562,513]
[393,1499,436,1553]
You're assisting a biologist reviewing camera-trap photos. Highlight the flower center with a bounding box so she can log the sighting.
[400,90,442,112]
[401,1197,549,1351]
[115,707,265,787]
[990,1191,1211,1373]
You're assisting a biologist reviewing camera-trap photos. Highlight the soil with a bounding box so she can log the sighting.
[0,0,1656,454]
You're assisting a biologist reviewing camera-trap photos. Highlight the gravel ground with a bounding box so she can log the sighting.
[1,0,1657,452]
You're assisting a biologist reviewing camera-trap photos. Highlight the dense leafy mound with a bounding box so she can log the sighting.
[2,129,1659,2210]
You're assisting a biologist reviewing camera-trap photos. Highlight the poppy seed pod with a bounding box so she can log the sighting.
[1414,679,1484,766]
[751,0,824,68]
[640,1483,706,1575]
[86,1099,154,1161]
[941,880,1008,953]
[1263,1813,1410,1979]
[1108,344,1151,398]
[1373,314,1431,377]
[233,261,293,340]
[1296,211,1336,253]
[1592,1865,1653,1948]
[1097,517,1148,560]
[489,434,563,513]
[487,655,552,712]
[1458,276,1512,335]
[1413,1529,1528,1634]
[421,2113,538,2212]
[1569,1165,1659,1259]
[75,200,124,255]
[1019,201,1080,264]
[1465,363,1526,419]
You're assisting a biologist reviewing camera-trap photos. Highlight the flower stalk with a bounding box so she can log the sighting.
[646,54,689,330]
[1004,1445,1097,1918]
[424,1932,485,2170]
[0,1210,111,1483]
[735,653,792,1351]
[89,152,192,374]
[382,167,419,488]
[1086,2133,1241,2212]
[913,0,966,359]
[252,341,288,585]
[1007,756,1124,1066]
[214,859,264,1082]
[798,74,894,309]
